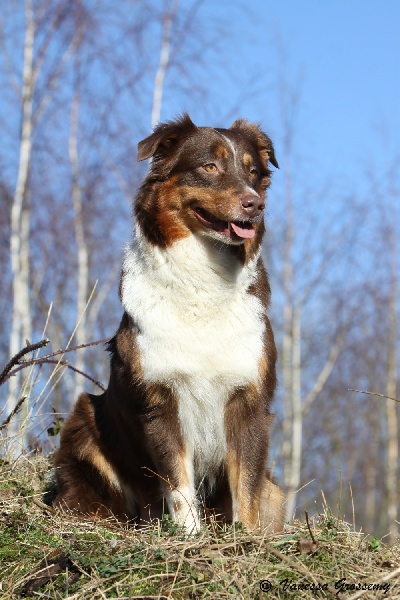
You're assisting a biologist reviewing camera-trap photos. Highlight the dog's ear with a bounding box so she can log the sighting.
[138,114,198,161]
[230,119,279,170]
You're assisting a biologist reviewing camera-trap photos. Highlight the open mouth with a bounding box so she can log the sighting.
[193,207,255,240]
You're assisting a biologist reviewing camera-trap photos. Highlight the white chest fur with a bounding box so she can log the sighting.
[121,227,266,478]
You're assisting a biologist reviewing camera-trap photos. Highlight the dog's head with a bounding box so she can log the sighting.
[135,114,278,252]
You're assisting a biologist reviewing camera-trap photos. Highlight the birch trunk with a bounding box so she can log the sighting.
[285,305,302,518]
[386,226,398,544]
[7,0,34,455]
[69,86,88,400]
[281,145,296,518]
[365,405,378,532]
[151,0,179,129]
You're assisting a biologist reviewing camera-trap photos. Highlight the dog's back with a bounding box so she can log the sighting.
[55,115,284,532]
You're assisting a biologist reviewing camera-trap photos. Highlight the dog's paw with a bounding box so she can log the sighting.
[181,508,201,536]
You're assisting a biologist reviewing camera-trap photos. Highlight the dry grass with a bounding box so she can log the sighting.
[0,454,399,599]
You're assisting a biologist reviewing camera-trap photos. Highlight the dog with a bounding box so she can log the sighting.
[54,114,284,533]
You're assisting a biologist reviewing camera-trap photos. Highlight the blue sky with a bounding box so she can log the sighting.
[161,0,400,198]
[258,1,400,181]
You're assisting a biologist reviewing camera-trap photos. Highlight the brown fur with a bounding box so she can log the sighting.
[54,115,284,533]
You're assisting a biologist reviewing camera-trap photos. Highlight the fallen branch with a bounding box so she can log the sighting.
[32,496,55,514]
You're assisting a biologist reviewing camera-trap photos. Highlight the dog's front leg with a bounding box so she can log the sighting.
[143,384,200,534]
[164,448,201,534]
[225,386,270,529]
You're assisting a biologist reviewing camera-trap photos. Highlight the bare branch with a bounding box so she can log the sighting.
[0,396,28,431]
[32,30,83,127]
[302,332,345,416]
[348,388,400,404]
[0,339,50,386]
[35,338,111,361]
[6,358,106,392]
[40,360,106,391]
[0,16,21,96]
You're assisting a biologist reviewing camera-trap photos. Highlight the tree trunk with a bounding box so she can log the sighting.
[281,150,296,518]
[7,0,34,456]
[69,83,88,400]
[285,305,302,518]
[386,226,398,544]
[151,0,179,129]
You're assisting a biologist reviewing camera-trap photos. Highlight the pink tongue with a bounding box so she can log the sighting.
[230,222,255,239]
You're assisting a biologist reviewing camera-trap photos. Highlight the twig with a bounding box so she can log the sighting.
[8,359,106,391]
[22,337,111,362]
[348,388,400,403]
[0,396,27,431]
[0,339,50,386]
[305,510,317,545]
[167,550,185,600]
[53,361,106,391]
[2,338,110,389]
[32,496,55,514]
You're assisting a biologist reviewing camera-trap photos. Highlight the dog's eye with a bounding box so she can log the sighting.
[249,168,258,178]
[203,163,218,173]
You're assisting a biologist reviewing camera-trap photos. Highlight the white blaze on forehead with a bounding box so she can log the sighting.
[220,132,260,199]
[221,133,238,168]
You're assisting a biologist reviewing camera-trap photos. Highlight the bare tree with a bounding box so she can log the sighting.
[2,1,84,452]
[386,227,398,544]
[268,68,355,519]
[368,157,399,543]
[6,0,35,453]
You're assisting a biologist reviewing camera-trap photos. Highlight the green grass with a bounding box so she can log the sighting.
[0,455,399,599]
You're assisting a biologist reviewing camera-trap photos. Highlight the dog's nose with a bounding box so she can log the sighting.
[240,195,265,218]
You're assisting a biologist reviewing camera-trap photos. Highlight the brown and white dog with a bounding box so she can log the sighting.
[54,114,284,533]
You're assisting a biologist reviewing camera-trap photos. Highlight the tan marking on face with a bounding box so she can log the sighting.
[243,152,253,167]
[178,184,248,223]
[215,145,228,159]
[156,209,191,245]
